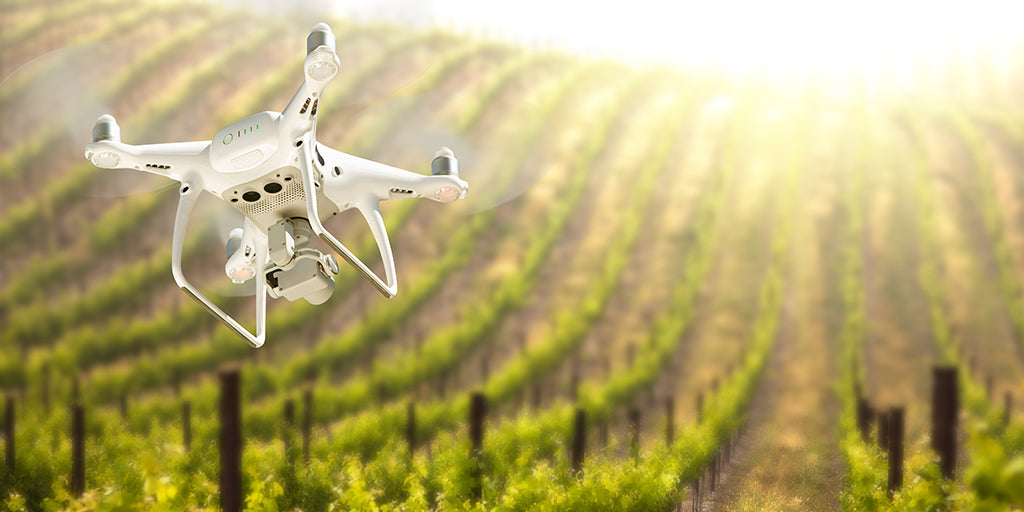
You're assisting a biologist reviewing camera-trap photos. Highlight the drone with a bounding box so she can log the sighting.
[84,23,469,348]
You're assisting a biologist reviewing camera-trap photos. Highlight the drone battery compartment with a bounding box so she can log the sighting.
[210,111,280,172]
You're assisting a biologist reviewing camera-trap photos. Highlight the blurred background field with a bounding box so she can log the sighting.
[2,0,1024,510]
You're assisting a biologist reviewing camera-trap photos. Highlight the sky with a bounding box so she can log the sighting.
[316,0,1024,74]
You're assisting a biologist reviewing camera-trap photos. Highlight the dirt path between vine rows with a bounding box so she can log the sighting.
[699,226,844,511]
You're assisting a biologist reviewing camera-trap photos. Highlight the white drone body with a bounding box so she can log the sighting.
[84,23,468,347]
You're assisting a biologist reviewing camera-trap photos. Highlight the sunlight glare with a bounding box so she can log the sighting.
[338,0,1024,76]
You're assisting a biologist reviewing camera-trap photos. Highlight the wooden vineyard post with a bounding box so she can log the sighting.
[717,438,725,488]
[856,395,874,443]
[628,408,640,461]
[71,404,84,498]
[469,392,487,501]
[665,396,675,446]
[571,407,586,476]
[877,410,889,450]
[283,399,295,462]
[469,392,487,450]
[5,396,13,471]
[219,369,241,512]
[406,401,416,457]
[931,366,958,479]
[709,451,718,493]
[302,389,313,462]
[887,407,904,498]
[724,433,731,464]
[183,401,192,452]
[692,479,701,512]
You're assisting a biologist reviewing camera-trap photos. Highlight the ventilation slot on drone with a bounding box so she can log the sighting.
[310,99,319,116]
[299,97,311,114]
[145,163,171,170]
[231,149,264,170]
[390,188,414,195]
[315,146,325,166]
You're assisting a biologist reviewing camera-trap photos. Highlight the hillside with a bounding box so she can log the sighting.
[2,0,1024,510]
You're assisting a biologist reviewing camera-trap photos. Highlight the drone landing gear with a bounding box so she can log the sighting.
[172,181,268,348]
[296,140,399,298]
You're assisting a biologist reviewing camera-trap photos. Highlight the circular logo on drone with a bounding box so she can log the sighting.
[222,133,234,145]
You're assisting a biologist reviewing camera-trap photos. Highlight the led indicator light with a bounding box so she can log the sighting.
[435,186,460,203]
[228,265,255,283]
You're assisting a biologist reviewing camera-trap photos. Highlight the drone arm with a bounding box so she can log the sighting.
[320,146,468,203]
[85,139,211,181]
[280,80,325,137]
[280,25,340,137]
[172,181,267,347]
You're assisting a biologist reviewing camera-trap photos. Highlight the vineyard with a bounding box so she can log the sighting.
[2,0,1024,510]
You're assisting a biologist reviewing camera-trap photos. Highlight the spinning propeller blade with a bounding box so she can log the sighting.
[1,41,127,148]
[0,40,177,197]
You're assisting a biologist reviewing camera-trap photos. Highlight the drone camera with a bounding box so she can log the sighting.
[266,251,338,305]
[263,218,338,305]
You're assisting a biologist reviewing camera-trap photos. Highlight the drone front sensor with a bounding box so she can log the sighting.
[84,23,469,347]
